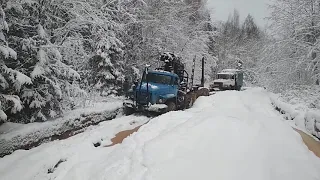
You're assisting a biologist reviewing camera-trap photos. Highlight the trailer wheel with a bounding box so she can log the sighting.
[188,98,193,108]
[166,101,176,112]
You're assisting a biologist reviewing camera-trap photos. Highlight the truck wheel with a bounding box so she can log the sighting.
[123,106,134,115]
[166,101,176,112]
[187,98,193,109]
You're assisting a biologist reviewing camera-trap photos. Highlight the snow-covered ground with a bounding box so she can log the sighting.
[1,88,320,180]
[0,115,150,180]
[0,97,124,157]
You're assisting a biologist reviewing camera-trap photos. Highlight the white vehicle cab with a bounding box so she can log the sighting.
[210,69,243,91]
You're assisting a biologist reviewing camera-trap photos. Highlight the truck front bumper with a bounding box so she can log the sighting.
[123,100,168,113]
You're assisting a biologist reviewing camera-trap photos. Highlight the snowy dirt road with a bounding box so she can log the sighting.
[1,88,320,180]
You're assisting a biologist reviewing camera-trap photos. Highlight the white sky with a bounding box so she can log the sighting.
[206,0,271,28]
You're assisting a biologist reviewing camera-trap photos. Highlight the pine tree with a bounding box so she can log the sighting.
[0,4,32,123]
[242,14,260,40]
[2,0,81,122]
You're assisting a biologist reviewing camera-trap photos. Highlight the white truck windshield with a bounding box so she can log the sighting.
[217,74,234,79]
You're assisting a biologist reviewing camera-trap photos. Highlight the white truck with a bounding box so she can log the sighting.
[209,69,243,91]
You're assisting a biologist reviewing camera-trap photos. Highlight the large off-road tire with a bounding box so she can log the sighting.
[184,92,196,109]
[197,88,210,96]
[166,101,177,112]
[123,106,135,116]
[188,97,194,109]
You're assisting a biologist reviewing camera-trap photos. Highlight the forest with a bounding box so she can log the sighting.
[1,0,320,124]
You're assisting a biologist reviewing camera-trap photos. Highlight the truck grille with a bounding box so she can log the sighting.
[136,91,150,104]
[214,82,223,87]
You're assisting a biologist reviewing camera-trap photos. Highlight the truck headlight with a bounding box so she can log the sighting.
[158,98,164,103]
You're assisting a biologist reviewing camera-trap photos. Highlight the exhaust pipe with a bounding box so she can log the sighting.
[201,57,205,87]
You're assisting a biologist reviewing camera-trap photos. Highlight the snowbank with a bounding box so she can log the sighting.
[0,100,123,157]
[270,91,320,139]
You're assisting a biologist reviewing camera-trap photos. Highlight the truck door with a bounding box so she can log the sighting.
[171,77,179,96]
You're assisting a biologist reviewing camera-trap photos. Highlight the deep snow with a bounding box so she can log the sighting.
[0,88,320,180]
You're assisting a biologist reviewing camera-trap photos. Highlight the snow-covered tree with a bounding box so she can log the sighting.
[119,0,217,84]
[52,0,126,95]
[242,14,260,40]
[0,4,32,124]
[258,0,320,91]
[1,0,82,122]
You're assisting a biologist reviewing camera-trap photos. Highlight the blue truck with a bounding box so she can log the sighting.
[123,53,209,114]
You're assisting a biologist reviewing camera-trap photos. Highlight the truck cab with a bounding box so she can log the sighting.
[124,69,183,114]
[210,69,243,91]
[134,70,179,106]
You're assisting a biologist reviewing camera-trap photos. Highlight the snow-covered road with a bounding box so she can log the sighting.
[1,88,320,180]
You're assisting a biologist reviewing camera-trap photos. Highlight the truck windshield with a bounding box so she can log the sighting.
[142,73,172,84]
[218,74,233,79]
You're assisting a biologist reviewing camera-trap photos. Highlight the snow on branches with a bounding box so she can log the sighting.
[257,0,320,91]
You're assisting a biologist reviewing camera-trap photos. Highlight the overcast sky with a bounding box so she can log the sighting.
[206,0,271,28]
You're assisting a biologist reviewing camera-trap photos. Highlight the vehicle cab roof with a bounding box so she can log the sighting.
[218,69,242,75]
[149,70,179,78]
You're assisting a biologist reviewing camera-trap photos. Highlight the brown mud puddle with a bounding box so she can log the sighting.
[294,128,320,158]
[105,122,148,147]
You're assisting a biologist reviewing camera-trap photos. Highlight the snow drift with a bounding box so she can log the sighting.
[270,92,320,139]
